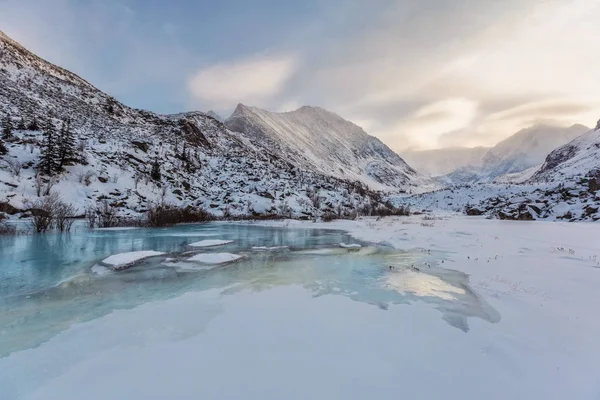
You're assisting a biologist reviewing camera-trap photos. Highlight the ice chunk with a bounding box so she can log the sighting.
[339,243,362,249]
[91,265,112,276]
[102,251,165,269]
[186,253,243,264]
[188,239,234,247]
[251,246,289,251]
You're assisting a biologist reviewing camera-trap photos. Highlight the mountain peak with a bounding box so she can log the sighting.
[206,110,224,122]
[224,104,421,189]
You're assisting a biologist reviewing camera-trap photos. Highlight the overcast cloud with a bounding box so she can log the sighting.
[1,0,599,150]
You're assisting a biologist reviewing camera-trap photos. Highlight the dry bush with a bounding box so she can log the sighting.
[55,202,76,232]
[77,171,96,186]
[0,213,16,235]
[322,211,337,222]
[29,194,59,233]
[146,204,213,227]
[95,199,119,228]
[5,158,22,177]
[0,222,16,235]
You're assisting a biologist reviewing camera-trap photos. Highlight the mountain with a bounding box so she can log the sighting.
[225,104,423,191]
[206,110,224,122]
[531,123,600,182]
[401,146,489,176]
[441,123,589,185]
[0,30,404,220]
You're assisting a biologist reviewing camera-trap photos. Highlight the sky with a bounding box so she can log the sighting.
[1,0,600,151]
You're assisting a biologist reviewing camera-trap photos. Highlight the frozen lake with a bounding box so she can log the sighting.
[1,217,599,399]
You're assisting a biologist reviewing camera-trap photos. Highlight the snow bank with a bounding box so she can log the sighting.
[188,239,234,247]
[186,253,243,264]
[102,251,165,269]
[90,265,112,276]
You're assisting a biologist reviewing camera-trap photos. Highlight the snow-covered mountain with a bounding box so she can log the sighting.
[206,110,224,122]
[401,146,489,177]
[531,122,600,183]
[0,30,405,219]
[225,104,424,191]
[441,123,589,184]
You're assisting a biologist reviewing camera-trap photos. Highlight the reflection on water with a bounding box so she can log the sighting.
[0,222,499,357]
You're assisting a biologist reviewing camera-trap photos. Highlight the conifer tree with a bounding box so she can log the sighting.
[39,119,58,175]
[57,119,76,169]
[17,116,26,130]
[181,143,187,161]
[2,114,13,139]
[0,138,7,155]
[151,159,161,181]
[28,117,39,131]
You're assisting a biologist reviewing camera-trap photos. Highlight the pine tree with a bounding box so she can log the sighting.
[28,117,39,131]
[0,138,7,155]
[150,159,161,181]
[17,116,26,130]
[2,114,13,139]
[39,119,58,175]
[57,119,76,169]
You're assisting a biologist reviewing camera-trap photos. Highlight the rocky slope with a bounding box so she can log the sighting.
[0,30,404,220]
[531,123,600,183]
[225,104,424,191]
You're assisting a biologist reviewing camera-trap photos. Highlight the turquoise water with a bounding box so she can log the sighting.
[0,222,499,357]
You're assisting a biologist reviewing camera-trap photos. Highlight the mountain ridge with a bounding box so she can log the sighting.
[0,30,406,219]
[225,103,423,191]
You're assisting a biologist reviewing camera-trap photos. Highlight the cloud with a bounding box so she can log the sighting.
[268,0,600,150]
[188,55,297,110]
[3,0,600,149]
[377,99,478,150]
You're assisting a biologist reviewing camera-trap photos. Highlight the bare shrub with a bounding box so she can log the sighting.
[146,204,213,227]
[55,202,76,232]
[85,205,97,229]
[0,213,16,235]
[277,201,293,219]
[5,158,22,177]
[309,191,323,209]
[77,171,95,186]
[133,174,142,189]
[30,194,59,233]
[95,200,119,228]
[34,174,43,197]
[322,211,337,222]
[0,222,16,235]
[43,177,57,196]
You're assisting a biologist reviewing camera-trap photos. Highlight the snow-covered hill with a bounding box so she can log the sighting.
[225,104,424,191]
[531,123,600,183]
[401,146,489,177]
[441,124,589,185]
[0,30,405,220]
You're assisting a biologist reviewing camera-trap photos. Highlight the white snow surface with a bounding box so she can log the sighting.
[188,239,233,247]
[186,253,242,264]
[2,216,600,399]
[101,251,165,267]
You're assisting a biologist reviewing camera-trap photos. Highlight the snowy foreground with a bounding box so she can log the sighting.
[2,216,600,399]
